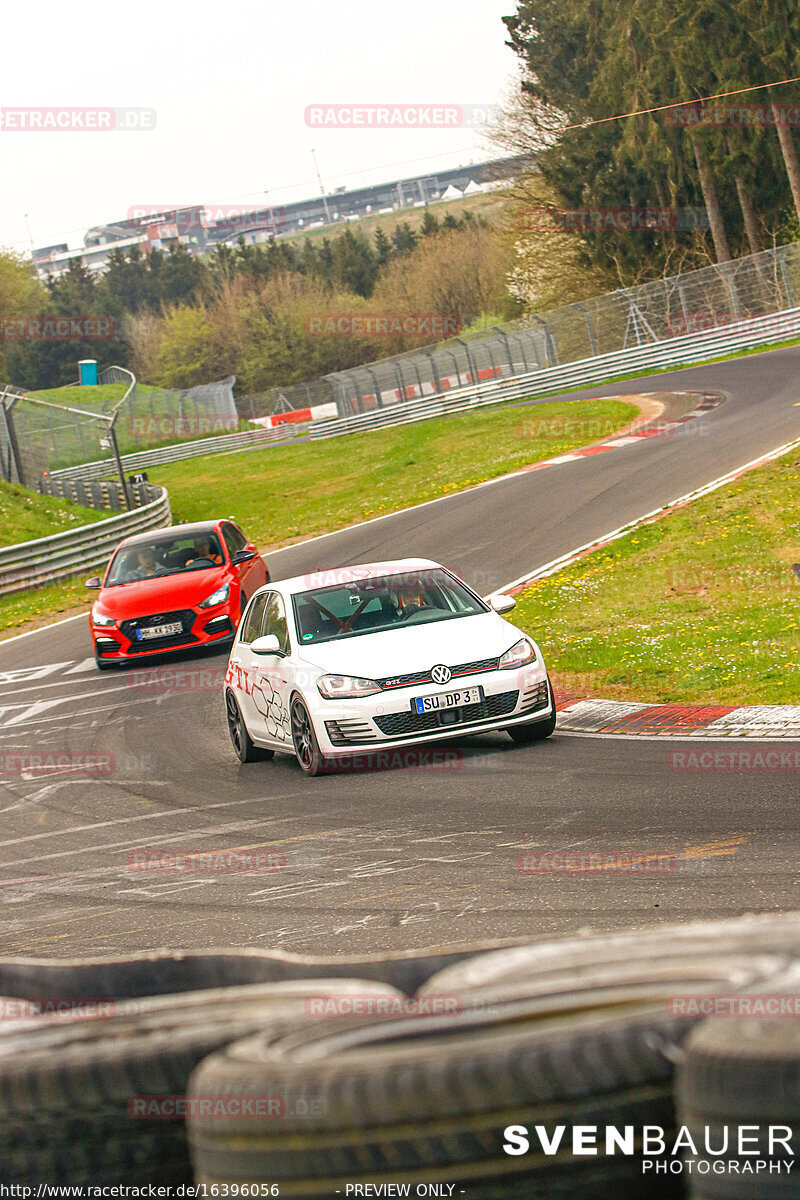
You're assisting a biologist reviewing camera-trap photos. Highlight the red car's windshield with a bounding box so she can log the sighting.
[106,533,225,586]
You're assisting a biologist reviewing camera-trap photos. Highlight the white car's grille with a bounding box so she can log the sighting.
[376,656,499,691]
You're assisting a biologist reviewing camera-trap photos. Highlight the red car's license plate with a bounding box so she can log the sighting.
[136,621,182,640]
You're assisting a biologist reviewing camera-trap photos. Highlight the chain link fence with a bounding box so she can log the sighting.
[0,374,239,490]
[243,242,800,418]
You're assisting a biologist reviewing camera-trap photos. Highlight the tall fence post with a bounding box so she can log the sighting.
[0,394,26,485]
[108,413,132,510]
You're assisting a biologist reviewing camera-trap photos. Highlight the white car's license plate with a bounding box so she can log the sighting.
[412,686,483,714]
[137,621,182,640]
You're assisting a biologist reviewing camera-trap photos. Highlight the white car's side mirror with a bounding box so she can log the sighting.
[251,634,281,655]
[488,593,516,615]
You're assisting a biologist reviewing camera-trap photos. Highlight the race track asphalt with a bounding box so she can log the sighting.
[1,345,798,959]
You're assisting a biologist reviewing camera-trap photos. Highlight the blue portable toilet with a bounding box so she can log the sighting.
[78,359,98,386]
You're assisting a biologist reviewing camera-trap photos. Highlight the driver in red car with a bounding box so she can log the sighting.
[187,536,223,567]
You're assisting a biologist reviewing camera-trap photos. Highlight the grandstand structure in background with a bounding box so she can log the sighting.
[31,154,525,279]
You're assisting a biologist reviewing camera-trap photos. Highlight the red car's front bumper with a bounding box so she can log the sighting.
[91,602,237,663]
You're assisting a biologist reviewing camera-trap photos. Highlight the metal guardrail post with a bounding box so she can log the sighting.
[528,315,558,366]
[108,412,132,510]
[776,247,796,308]
[453,337,479,387]
[573,304,598,357]
[2,394,26,485]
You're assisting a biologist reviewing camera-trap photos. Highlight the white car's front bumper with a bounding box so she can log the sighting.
[308,661,552,755]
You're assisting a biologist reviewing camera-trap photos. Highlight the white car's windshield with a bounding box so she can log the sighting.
[291,569,488,644]
[106,533,225,586]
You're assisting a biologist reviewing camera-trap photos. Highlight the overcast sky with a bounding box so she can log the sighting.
[1,0,519,255]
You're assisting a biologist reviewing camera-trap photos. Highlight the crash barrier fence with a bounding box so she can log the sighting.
[43,288,800,477]
[8,241,800,486]
[308,303,800,437]
[5,243,800,595]
[0,485,171,596]
[0,372,238,483]
[247,241,800,418]
[9,299,800,599]
[49,419,309,483]
[38,475,162,513]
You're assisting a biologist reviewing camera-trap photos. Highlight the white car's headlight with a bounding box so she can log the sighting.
[91,607,116,627]
[317,674,381,699]
[498,637,537,669]
[198,584,230,609]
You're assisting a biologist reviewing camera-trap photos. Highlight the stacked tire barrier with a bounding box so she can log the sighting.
[2,914,800,1196]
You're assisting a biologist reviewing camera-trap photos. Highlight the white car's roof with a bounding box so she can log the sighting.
[266,558,443,596]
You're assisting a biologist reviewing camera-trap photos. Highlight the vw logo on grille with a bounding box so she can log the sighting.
[431,664,452,685]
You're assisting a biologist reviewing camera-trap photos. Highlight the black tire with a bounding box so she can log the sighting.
[186,924,793,1198]
[226,690,274,763]
[290,695,329,777]
[676,1016,800,1198]
[0,979,403,1186]
[506,677,556,743]
[0,940,526,1008]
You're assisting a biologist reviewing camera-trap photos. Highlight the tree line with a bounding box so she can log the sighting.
[0,209,512,393]
[503,0,800,278]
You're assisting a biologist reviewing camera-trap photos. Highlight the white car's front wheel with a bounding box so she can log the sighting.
[506,677,557,743]
[290,697,330,777]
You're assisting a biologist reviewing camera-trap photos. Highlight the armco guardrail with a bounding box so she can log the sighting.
[51,420,308,482]
[0,486,171,596]
[309,307,800,438]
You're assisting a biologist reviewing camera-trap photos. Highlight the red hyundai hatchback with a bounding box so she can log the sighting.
[86,519,269,670]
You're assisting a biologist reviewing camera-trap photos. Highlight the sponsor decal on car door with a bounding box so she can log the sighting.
[249,593,292,744]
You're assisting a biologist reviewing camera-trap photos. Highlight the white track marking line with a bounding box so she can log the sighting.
[497,433,800,594]
[0,790,311,850]
[0,675,137,699]
[0,685,139,727]
[64,657,97,674]
[0,662,72,685]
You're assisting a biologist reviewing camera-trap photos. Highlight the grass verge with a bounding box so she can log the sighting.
[513,448,800,706]
[0,479,104,546]
[152,396,639,546]
[0,395,638,638]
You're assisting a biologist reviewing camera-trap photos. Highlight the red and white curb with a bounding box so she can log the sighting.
[513,390,722,473]
[553,695,800,739]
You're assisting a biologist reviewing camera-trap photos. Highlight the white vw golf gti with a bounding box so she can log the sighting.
[224,559,555,775]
